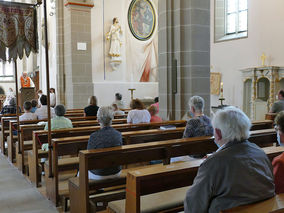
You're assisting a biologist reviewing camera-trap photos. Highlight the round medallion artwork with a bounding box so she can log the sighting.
[128,0,156,41]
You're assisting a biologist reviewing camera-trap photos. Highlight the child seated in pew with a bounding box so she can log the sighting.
[147,105,162,123]
[112,103,125,116]
[19,101,38,121]
[78,106,122,180]
[272,111,284,194]
[30,99,38,113]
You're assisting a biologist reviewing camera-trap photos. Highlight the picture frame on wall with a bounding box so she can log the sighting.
[128,0,156,41]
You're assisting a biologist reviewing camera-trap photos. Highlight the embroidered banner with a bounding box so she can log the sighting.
[0,2,38,62]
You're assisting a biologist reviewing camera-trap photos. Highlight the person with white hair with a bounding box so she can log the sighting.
[87,106,122,180]
[184,106,275,213]
[183,96,213,138]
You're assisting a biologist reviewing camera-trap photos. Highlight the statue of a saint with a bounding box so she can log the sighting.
[106,17,122,70]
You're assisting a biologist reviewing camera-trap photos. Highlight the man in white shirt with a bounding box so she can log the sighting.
[35,95,55,120]
[19,101,38,121]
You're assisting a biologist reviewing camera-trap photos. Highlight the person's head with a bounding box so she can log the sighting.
[148,105,158,116]
[113,17,118,24]
[50,88,55,94]
[37,90,43,95]
[31,99,38,108]
[88,96,97,106]
[40,95,47,106]
[9,97,16,106]
[22,72,27,78]
[189,96,204,114]
[274,111,284,146]
[54,104,66,117]
[212,106,251,147]
[9,88,13,92]
[278,90,284,100]
[97,106,114,128]
[130,99,145,110]
[112,104,119,111]
[115,93,122,101]
[154,97,159,103]
[23,101,32,112]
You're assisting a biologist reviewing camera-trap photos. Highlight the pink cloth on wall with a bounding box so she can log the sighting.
[150,115,162,123]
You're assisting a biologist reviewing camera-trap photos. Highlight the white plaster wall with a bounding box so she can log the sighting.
[91,0,159,106]
[210,0,284,109]
[93,81,158,108]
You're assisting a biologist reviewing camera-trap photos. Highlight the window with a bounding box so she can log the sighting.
[0,61,14,81]
[214,0,248,42]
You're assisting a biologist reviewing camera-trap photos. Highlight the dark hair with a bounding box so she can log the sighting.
[9,98,16,106]
[50,88,55,93]
[115,93,122,101]
[31,99,38,107]
[130,99,145,110]
[112,104,118,110]
[40,95,47,105]
[37,90,43,94]
[275,111,284,133]
[54,104,66,116]
[113,17,118,24]
[154,97,159,103]
[23,101,32,111]
[279,90,284,98]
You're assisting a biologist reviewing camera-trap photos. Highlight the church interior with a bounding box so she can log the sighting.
[1,0,284,212]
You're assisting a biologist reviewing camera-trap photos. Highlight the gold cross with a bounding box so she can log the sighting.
[261,53,267,67]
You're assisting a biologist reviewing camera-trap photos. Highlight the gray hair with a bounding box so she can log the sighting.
[189,96,204,113]
[97,106,114,127]
[212,106,251,142]
[54,104,66,116]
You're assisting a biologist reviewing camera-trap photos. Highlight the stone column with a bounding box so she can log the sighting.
[158,0,211,120]
[62,0,94,108]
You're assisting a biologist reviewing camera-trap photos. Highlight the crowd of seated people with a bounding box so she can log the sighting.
[0,97,21,115]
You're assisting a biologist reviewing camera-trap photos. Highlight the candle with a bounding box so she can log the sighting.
[220,82,224,98]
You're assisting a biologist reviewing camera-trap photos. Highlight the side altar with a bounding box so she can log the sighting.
[241,66,284,121]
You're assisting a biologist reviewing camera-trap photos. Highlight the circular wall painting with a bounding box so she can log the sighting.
[128,0,156,41]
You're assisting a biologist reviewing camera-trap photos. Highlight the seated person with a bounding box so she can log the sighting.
[0,97,21,115]
[112,93,125,109]
[112,104,125,116]
[84,96,99,116]
[35,95,55,120]
[183,96,213,138]
[150,96,159,113]
[127,99,151,124]
[184,107,275,213]
[148,105,162,122]
[272,111,284,194]
[19,101,38,121]
[30,99,38,113]
[87,106,122,180]
[270,90,284,113]
[44,104,73,130]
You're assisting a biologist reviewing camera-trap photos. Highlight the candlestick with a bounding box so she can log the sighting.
[220,82,224,98]
[128,88,136,100]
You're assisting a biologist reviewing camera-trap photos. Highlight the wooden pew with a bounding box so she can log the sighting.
[29,121,186,187]
[69,129,278,213]
[108,146,284,213]
[250,120,273,131]
[0,116,16,154]
[265,113,277,121]
[222,194,284,213]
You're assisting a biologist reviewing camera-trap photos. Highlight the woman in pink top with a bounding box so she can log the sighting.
[148,105,162,123]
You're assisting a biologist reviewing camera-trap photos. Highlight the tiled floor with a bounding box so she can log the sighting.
[0,154,58,213]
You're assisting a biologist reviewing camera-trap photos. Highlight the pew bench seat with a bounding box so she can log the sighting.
[107,187,188,213]
[222,193,284,213]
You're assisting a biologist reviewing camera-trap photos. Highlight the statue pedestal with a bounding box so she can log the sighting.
[20,87,35,107]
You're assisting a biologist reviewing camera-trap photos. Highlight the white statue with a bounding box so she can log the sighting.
[106,17,122,71]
